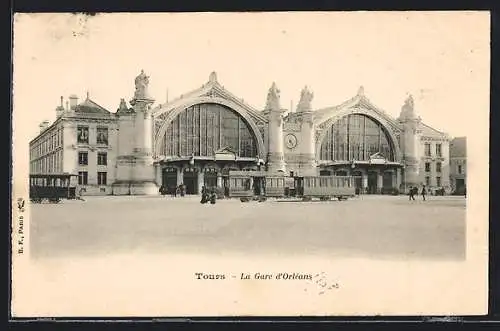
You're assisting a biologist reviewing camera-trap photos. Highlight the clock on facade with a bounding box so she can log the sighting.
[285,134,298,149]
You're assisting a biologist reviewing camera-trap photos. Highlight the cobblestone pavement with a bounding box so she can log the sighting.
[29,195,466,260]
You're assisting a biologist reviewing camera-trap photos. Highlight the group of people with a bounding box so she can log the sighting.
[159,184,186,197]
[200,186,217,205]
[408,185,427,201]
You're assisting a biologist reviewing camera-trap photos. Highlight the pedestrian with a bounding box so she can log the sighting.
[421,185,427,201]
[408,186,415,201]
[200,186,208,204]
[210,188,217,205]
[77,187,86,201]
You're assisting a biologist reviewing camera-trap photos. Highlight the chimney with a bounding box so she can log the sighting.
[39,120,50,133]
[56,96,64,118]
[69,94,78,110]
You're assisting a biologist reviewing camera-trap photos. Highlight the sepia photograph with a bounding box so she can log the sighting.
[11,11,489,317]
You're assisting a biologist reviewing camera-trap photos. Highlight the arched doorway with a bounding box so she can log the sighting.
[203,167,218,189]
[368,171,378,194]
[182,167,199,194]
[162,167,177,192]
[351,170,363,194]
[382,171,393,194]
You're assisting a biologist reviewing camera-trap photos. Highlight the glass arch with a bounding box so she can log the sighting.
[158,103,258,158]
[319,114,395,162]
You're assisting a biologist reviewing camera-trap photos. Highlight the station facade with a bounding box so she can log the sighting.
[29,70,454,195]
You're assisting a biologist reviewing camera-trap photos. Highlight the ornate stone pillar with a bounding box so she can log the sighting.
[112,70,159,195]
[197,171,205,195]
[296,86,316,174]
[155,164,162,187]
[377,171,383,194]
[177,167,183,186]
[396,168,402,190]
[264,82,286,173]
[362,173,368,192]
[399,94,421,188]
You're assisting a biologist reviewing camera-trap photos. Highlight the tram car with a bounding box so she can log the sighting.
[227,171,355,202]
[29,173,79,203]
[227,173,253,201]
[296,175,356,201]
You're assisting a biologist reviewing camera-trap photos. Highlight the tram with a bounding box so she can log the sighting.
[299,175,356,201]
[29,173,79,203]
[227,171,356,202]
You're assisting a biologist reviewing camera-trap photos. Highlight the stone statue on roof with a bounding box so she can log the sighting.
[399,93,417,120]
[134,69,151,100]
[297,85,314,112]
[404,94,414,110]
[265,82,281,111]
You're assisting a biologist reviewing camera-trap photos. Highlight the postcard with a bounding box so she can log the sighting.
[11,11,489,317]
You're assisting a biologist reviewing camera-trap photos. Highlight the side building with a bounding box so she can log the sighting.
[449,136,467,194]
[29,94,118,195]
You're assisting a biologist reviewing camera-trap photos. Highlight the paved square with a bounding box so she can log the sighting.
[29,195,466,260]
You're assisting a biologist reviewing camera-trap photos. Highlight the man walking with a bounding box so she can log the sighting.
[421,185,427,201]
[408,186,415,201]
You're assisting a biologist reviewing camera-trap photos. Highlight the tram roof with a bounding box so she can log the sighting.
[29,173,78,178]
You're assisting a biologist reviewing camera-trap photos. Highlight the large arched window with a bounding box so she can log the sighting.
[159,103,258,158]
[319,114,394,162]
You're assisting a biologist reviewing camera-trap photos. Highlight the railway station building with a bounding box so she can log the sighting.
[29,70,454,196]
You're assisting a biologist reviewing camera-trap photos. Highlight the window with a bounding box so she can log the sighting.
[163,103,257,158]
[78,152,88,165]
[436,177,441,187]
[425,143,431,156]
[97,127,109,145]
[425,162,431,172]
[436,144,442,157]
[436,162,442,173]
[97,172,107,185]
[97,152,107,166]
[77,126,89,144]
[458,165,462,174]
[425,176,430,186]
[78,171,88,185]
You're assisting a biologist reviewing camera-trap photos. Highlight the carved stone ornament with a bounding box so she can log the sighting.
[400,94,416,119]
[297,85,314,112]
[265,82,281,111]
[134,69,151,100]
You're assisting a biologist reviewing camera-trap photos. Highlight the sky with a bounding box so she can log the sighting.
[13,12,490,148]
